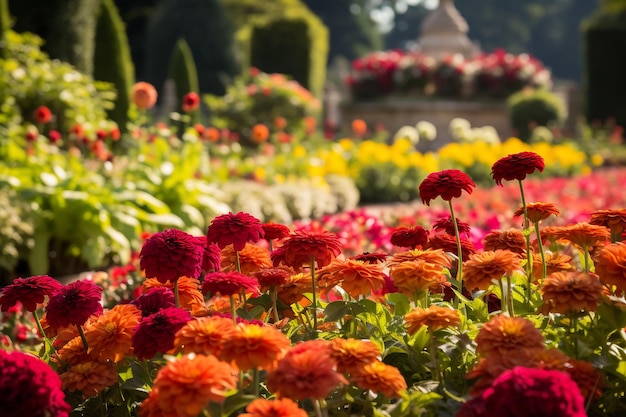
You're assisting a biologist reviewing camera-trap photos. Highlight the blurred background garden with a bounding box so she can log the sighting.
[2,0,626,284]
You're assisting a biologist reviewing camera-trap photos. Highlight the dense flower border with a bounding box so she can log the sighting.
[2,152,626,417]
[346,49,552,101]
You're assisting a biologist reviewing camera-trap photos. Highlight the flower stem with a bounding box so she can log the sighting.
[174,279,180,308]
[583,245,590,274]
[448,200,463,309]
[235,250,242,273]
[77,324,89,352]
[229,294,238,325]
[534,220,548,281]
[310,255,318,339]
[270,286,280,323]
[518,180,533,308]
[252,368,260,397]
[507,274,515,317]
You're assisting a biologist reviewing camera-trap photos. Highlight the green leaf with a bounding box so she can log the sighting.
[324,301,349,322]
[387,293,411,317]
[28,231,50,275]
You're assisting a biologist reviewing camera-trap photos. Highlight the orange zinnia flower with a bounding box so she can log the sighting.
[565,359,604,400]
[84,304,141,363]
[152,354,237,417]
[132,82,158,110]
[220,323,290,371]
[425,233,476,261]
[55,335,91,366]
[138,390,162,417]
[482,229,527,257]
[545,223,611,249]
[389,260,448,296]
[514,202,560,224]
[462,250,521,291]
[60,361,119,397]
[593,243,626,292]
[531,252,573,282]
[277,272,312,307]
[475,315,544,358]
[404,305,461,334]
[221,243,272,275]
[388,248,452,269]
[328,338,382,375]
[317,259,386,298]
[351,119,367,137]
[466,351,538,395]
[173,316,237,356]
[266,341,347,400]
[351,360,407,398]
[540,271,604,314]
[589,208,626,240]
[272,230,342,270]
[241,398,307,417]
[251,124,270,144]
[143,276,207,316]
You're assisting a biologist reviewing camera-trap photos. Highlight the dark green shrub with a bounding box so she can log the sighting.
[168,38,200,123]
[0,0,9,59]
[507,88,566,141]
[93,0,135,133]
[231,0,329,97]
[583,6,626,127]
[145,0,239,96]
[0,31,114,144]
[9,0,100,75]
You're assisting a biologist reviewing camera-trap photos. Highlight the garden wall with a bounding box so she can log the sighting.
[342,99,511,150]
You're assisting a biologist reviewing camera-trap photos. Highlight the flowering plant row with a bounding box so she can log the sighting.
[346,49,552,101]
[2,151,626,417]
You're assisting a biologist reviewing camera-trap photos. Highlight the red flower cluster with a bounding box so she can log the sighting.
[194,236,222,273]
[45,280,103,328]
[202,272,260,297]
[272,230,342,269]
[457,367,586,417]
[0,275,62,312]
[132,307,192,360]
[419,169,476,206]
[390,225,429,248]
[491,152,545,186]
[139,228,204,283]
[206,212,265,251]
[0,350,70,417]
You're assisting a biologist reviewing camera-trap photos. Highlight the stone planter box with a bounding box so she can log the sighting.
[341,98,512,151]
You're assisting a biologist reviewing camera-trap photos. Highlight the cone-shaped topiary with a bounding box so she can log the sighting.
[168,38,200,124]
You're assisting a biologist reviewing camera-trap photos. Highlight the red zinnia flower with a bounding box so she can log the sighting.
[390,225,429,248]
[419,169,476,206]
[272,230,342,269]
[131,287,176,317]
[255,267,293,289]
[433,216,471,238]
[33,105,52,124]
[45,280,103,329]
[194,236,222,273]
[132,307,192,360]
[426,233,476,261]
[202,272,260,297]
[262,222,291,241]
[181,92,200,112]
[479,367,586,417]
[206,212,265,251]
[139,228,204,283]
[0,275,62,312]
[0,350,71,417]
[491,151,545,186]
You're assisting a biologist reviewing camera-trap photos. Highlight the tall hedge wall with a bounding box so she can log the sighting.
[583,6,626,127]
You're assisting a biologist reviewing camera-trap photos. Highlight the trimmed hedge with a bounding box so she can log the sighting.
[168,38,200,123]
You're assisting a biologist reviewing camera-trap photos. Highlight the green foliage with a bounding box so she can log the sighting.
[507,88,566,141]
[0,31,114,140]
[0,186,34,285]
[145,0,239,96]
[205,70,321,147]
[583,6,626,127]
[9,0,100,75]
[94,0,135,133]
[229,0,329,97]
[0,0,9,60]
[168,38,200,123]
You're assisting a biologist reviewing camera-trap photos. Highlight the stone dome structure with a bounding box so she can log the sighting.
[418,0,479,59]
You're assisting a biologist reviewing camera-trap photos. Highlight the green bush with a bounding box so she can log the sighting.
[168,38,200,123]
[93,0,135,133]
[145,0,239,96]
[0,0,9,60]
[205,70,321,147]
[0,31,114,151]
[507,88,566,141]
[583,6,626,128]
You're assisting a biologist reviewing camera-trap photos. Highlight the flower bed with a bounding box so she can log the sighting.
[2,152,626,417]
